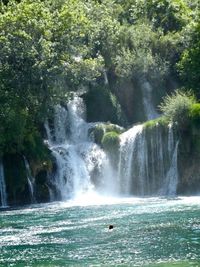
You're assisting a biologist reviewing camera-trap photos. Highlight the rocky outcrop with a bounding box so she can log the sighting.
[177,125,200,195]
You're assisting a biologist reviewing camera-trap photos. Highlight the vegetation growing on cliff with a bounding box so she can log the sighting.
[0,0,199,166]
[159,90,196,126]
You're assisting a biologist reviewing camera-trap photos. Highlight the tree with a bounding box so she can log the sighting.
[177,21,200,97]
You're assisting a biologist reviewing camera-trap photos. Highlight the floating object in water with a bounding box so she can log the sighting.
[108,224,114,230]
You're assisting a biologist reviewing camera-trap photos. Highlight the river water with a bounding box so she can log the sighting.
[1,196,200,266]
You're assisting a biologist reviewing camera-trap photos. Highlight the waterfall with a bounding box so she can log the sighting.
[0,160,7,207]
[141,81,159,120]
[45,95,179,200]
[118,125,144,195]
[24,157,36,203]
[117,123,179,196]
[46,96,107,200]
[160,124,179,196]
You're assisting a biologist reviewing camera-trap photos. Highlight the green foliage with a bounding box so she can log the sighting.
[159,90,196,126]
[177,21,200,96]
[114,23,167,79]
[145,0,191,33]
[0,0,199,160]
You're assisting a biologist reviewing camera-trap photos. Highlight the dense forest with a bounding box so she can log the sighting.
[0,0,200,204]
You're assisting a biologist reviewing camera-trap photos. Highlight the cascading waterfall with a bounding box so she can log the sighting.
[24,157,36,203]
[0,160,7,207]
[45,95,179,201]
[45,96,107,200]
[118,125,144,195]
[160,124,179,196]
[118,123,179,196]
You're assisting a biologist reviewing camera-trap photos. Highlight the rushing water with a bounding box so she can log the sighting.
[0,196,200,266]
[43,96,180,201]
[118,123,178,197]
[45,96,107,201]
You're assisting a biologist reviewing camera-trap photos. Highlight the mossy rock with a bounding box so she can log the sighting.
[104,124,124,134]
[102,131,120,167]
[102,131,120,152]
[90,123,124,146]
[144,116,169,129]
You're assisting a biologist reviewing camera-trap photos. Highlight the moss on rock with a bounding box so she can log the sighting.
[102,131,120,151]
[144,116,169,129]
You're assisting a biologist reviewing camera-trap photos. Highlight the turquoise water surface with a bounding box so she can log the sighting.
[1,196,200,266]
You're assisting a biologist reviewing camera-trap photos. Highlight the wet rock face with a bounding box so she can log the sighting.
[113,78,145,124]
[177,126,200,195]
[3,154,30,206]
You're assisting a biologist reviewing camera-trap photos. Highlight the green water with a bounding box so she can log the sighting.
[1,196,200,266]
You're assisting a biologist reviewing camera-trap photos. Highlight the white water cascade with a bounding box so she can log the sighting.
[45,95,179,200]
[45,96,107,200]
[24,157,36,203]
[118,123,179,196]
[0,160,8,207]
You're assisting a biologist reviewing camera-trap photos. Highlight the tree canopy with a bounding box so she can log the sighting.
[0,0,199,157]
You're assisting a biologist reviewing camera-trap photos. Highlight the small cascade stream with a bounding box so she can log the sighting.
[140,80,159,120]
[0,160,7,207]
[24,157,36,203]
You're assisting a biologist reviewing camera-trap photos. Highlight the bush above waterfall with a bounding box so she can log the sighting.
[159,90,196,126]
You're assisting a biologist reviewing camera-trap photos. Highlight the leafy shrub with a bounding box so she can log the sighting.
[159,90,196,126]
[177,22,200,97]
